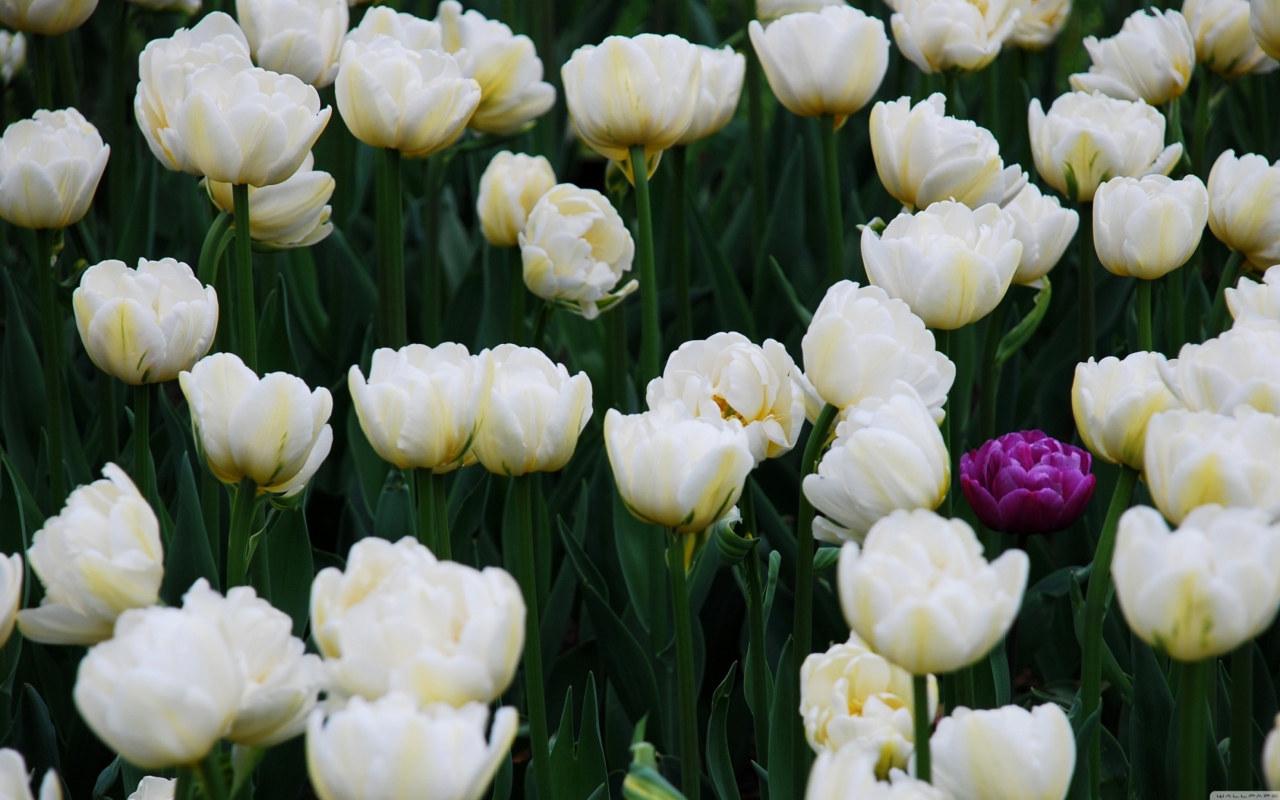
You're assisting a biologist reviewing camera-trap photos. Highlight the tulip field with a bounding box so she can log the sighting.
[4,0,1280,797]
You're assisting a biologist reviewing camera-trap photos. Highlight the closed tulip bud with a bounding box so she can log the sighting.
[179,352,333,496]
[864,201,1022,330]
[17,464,161,646]
[1070,9,1195,104]
[1029,91,1182,202]
[0,31,24,86]
[472,345,592,476]
[134,13,253,175]
[1228,265,1280,324]
[562,34,701,181]
[870,94,1026,212]
[74,605,243,768]
[1114,504,1280,659]
[749,7,887,129]
[800,280,955,422]
[1010,0,1072,50]
[1073,352,1182,471]
[800,632,937,774]
[307,695,518,800]
[889,0,1019,74]
[1093,174,1208,279]
[1184,0,1277,77]
[0,0,94,34]
[757,0,846,21]
[1208,150,1280,269]
[1006,183,1079,285]
[805,741,948,800]
[311,537,524,707]
[519,183,638,319]
[931,703,1075,800]
[348,343,493,472]
[838,509,1029,675]
[0,553,20,650]
[1267,714,1280,790]
[237,0,347,87]
[72,259,218,385]
[804,392,949,544]
[1160,322,1280,414]
[0,750,61,800]
[476,151,555,248]
[1253,0,1280,58]
[606,399,755,534]
[675,45,745,145]
[647,332,804,462]
[437,1,555,135]
[0,108,108,230]
[1145,407,1280,524]
[203,152,334,248]
[128,778,175,800]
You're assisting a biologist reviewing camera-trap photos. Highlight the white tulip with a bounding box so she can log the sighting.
[805,742,948,800]
[889,0,1020,74]
[1253,0,1280,59]
[74,605,243,769]
[838,509,1029,675]
[1114,504,1280,660]
[1010,0,1072,50]
[348,343,493,472]
[749,6,888,127]
[0,31,24,85]
[0,553,19,651]
[1228,265,1280,325]
[646,332,804,462]
[476,151,555,248]
[128,778,176,800]
[757,0,846,21]
[1004,184,1080,288]
[1144,407,1280,524]
[1208,150,1280,269]
[310,537,525,707]
[1183,0,1278,77]
[237,0,348,87]
[1070,9,1195,105]
[1267,713,1280,790]
[0,108,109,230]
[1160,322,1280,414]
[17,464,162,646]
[863,201,1022,330]
[0,0,94,35]
[72,258,218,385]
[179,352,333,496]
[519,183,638,319]
[800,280,955,422]
[605,398,755,534]
[1092,174,1208,280]
[472,345,592,476]
[676,44,746,145]
[1072,352,1182,472]
[0,749,60,800]
[1029,91,1182,202]
[931,703,1075,800]
[306,695,518,800]
[204,152,334,248]
[345,7,446,53]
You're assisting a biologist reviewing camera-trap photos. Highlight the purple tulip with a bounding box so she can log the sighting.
[960,430,1096,536]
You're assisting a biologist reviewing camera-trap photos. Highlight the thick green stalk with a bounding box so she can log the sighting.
[1081,465,1140,800]
[980,300,1009,441]
[1178,658,1211,800]
[914,674,932,783]
[819,116,843,286]
[629,145,661,386]
[133,383,154,510]
[36,227,65,504]
[667,529,701,800]
[433,471,450,561]
[515,476,552,800]
[1230,643,1254,790]
[423,156,445,344]
[226,477,258,588]
[376,148,406,349]
[1078,201,1095,361]
[194,752,229,800]
[510,246,525,345]
[936,329,953,517]
[1136,279,1152,352]
[672,146,692,345]
[743,535,771,784]
[416,469,436,553]
[1209,249,1245,338]
[232,184,258,371]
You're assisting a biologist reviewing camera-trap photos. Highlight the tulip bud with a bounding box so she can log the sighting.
[1092,174,1208,280]
[0,31,25,86]
[931,703,1075,800]
[0,749,61,800]
[1266,714,1280,790]
[1184,0,1278,77]
[1069,9,1195,105]
[1010,0,1072,50]
[306,695,518,800]
[562,34,701,181]
[675,44,745,146]
[647,332,805,463]
[756,0,846,21]
[804,392,949,544]
[1252,0,1280,59]
[348,343,493,472]
[889,0,1019,74]
[749,7,888,129]
[237,0,347,87]
[1006,183,1079,285]
[472,345,593,476]
[1114,504,1280,659]
[311,537,525,707]
[0,108,109,230]
[838,509,1029,675]
[1030,91,1182,202]
[179,352,334,496]
[203,153,334,248]
[72,259,218,385]
[1208,150,1280,269]
[863,201,1022,330]
[1144,407,1280,524]
[437,1,555,136]
[134,13,254,175]
[0,553,20,651]
[476,151,555,248]
[606,399,755,534]
[17,464,161,646]
[960,430,1096,536]
[805,742,947,800]
[0,0,95,35]
[1159,322,1280,414]
[1072,352,1182,471]
[870,94,1026,212]
[800,280,955,422]
[74,605,244,768]
[128,778,175,800]
[1227,265,1280,325]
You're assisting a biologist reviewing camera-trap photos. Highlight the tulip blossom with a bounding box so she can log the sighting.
[675,44,746,145]
[0,31,24,86]
[1252,0,1280,59]
[1072,352,1182,471]
[1267,715,1280,790]
[204,152,334,248]
[1159,322,1280,414]
[477,151,556,248]
[1070,9,1196,105]
[0,749,61,800]
[960,430,1096,536]
[127,779,175,800]
[931,704,1076,800]
[1208,150,1280,269]
[804,740,949,800]
[1113,504,1280,660]
[1010,0,1072,50]
[0,0,95,35]
[1184,0,1277,77]
[1006,183,1080,285]
[1093,174,1209,280]
[345,6,444,52]
[1227,265,1280,325]
[888,0,1020,74]
[0,553,19,651]
[72,259,219,385]
[0,108,109,230]
[756,0,846,21]
[237,0,348,87]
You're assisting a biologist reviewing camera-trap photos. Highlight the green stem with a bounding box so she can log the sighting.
[1136,279,1152,352]
[1209,249,1245,338]
[201,467,222,585]
[35,227,64,504]
[914,674,932,783]
[955,665,975,710]
[1078,201,1095,361]
[980,299,1008,441]
[742,531,771,783]
[423,155,445,345]
[531,302,553,355]
[195,750,230,800]
[1192,69,1212,178]
[433,470,450,561]
[1178,658,1211,800]
[514,476,552,800]
[510,246,526,345]
[1230,642,1254,790]
[198,211,234,287]
[672,146,692,345]
[33,34,51,109]
[746,27,767,253]
[667,528,701,800]
[232,184,257,371]
[819,116,843,286]
[416,469,436,554]
[629,145,661,386]
[99,374,117,459]
[607,302,629,412]
[1081,465,1140,800]
[226,477,258,588]
[133,383,154,510]
[376,148,406,349]
[1169,263,1186,354]
[936,329,953,517]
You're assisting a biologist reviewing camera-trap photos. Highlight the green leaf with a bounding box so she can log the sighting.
[372,469,414,543]
[688,188,755,340]
[1066,707,1101,800]
[714,522,758,567]
[766,638,796,800]
[768,257,813,327]
[256,275,300,376]
[996,277,1053,368]
[613,490,666,647]
[3,684,61,785]
[623,766,687,800]
[707,662,741,800]
[92,757,120,800]
[161,459,220,604]
[489,751,513,800]
[267,507,315,638]
[255,736,307,800]
[345,404,389,518]
[812,546,839,573]
[549,674,610,800]
[1130,633,1172,800]
[283,247,331,354]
